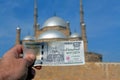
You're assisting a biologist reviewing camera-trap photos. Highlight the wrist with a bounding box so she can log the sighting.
[0,59,5,79]
[0,59,10,80]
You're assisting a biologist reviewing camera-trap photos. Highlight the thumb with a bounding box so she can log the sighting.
[24,49,36,67]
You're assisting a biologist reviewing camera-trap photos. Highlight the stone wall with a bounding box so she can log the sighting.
[33,62,120,80]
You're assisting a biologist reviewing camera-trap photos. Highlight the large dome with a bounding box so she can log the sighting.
[38,30,66,39]
[43,16,67,27]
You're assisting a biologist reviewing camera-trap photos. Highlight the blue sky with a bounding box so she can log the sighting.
[0,0,120,62]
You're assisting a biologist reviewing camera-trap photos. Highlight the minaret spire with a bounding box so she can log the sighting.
[53,0,57,16]
[80,0,88,52]
[16,26,21,45]
[34,0,38,36]
[80,0,84,23]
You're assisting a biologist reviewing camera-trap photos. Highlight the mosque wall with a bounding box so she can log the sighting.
[33,62,120,80]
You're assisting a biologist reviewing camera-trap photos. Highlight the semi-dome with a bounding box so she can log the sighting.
[43,16,67,27]
[70,33,80,38]
[38,30,66,39]
[23,36,35,40]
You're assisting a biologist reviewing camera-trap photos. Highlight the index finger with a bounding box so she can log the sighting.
[3,45,23,59]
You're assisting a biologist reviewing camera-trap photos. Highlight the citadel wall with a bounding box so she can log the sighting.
[34,62,120,80]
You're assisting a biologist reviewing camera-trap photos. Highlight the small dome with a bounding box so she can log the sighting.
[38,30,66,39]
[70,33,80,38]
[23,36,34,40]
[43,16,67,27]
[16,27,21,30]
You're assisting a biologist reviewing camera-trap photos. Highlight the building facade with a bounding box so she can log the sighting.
[16,0,102,62]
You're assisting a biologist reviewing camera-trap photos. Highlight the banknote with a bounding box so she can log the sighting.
[23,41,85,66]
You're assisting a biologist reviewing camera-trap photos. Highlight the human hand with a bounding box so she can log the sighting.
[0,45,36,80]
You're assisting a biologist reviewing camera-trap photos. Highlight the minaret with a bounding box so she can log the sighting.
[16,26,21,45]
[80,0,88,52]
[34,0,38,36]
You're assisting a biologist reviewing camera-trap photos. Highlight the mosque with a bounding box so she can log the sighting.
[15,0,102,62]
[15,0,120,80]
